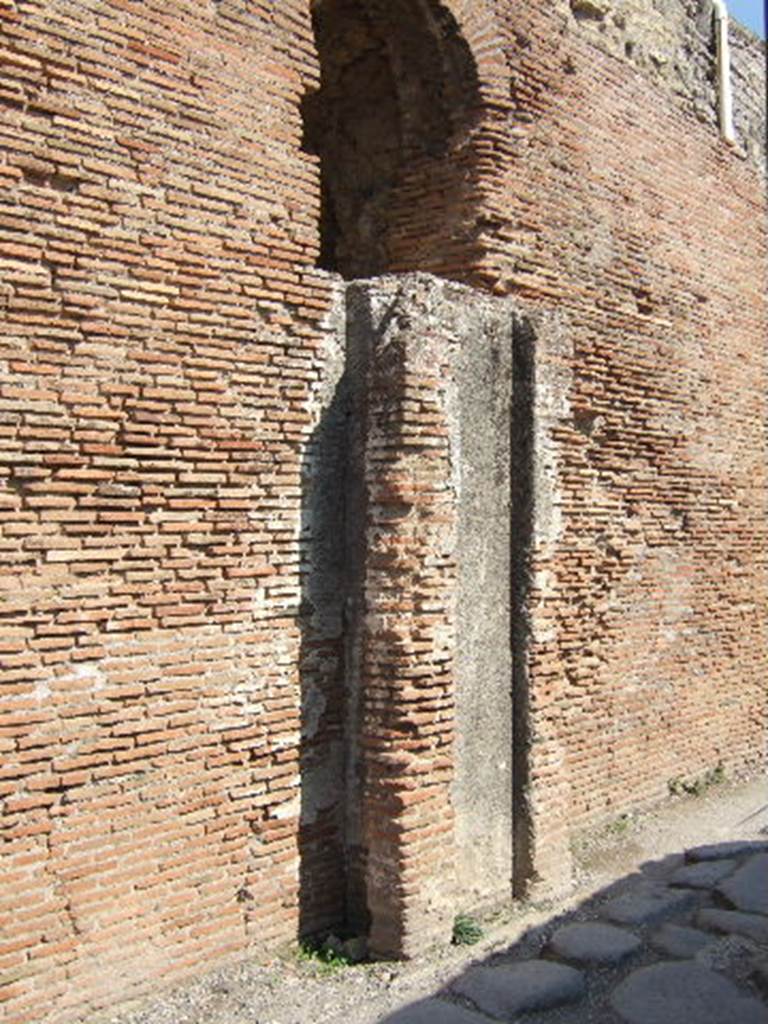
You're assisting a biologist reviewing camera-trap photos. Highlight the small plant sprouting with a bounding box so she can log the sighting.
[605,813,631,836]
[669,775,703,797]
[668,761,726,798]
[297,937,355,974]
[705,761,727,787]
[452,913,484,946]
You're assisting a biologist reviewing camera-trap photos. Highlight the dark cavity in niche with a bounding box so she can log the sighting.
[302,0,480,279]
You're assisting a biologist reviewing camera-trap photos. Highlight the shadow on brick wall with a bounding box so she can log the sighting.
[298,365,358,940]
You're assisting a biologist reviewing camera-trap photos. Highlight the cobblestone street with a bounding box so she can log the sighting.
[385,838,768,1024]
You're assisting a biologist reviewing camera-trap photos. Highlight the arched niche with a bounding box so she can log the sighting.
[302,0,482,280]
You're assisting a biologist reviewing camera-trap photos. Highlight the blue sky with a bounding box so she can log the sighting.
[728,0,765,36]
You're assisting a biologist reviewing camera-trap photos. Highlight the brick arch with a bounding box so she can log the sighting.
[441,0,511,100]
[302,0,509,282]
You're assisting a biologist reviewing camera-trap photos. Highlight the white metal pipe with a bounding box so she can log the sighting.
[711,0,735,143]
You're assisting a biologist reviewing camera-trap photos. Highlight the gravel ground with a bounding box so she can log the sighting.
[102,775,768,1024]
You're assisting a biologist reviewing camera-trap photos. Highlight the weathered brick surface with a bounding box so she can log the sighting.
[0,0,766,1019]
[345,277,518,953]
[0,2,341,1019]
[348,280,460,958]
[483,2,768,871]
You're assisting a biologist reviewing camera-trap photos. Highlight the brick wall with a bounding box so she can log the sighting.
[347,278,460,958]
[484,0,768,876]
[0,1,341,1019]
[1,0,766,1019]
[344,276,519,954]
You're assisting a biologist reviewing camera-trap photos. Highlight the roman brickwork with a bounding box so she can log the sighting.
[344,276,519,954]
[0,3,343,1018]
[484,0,768,894]
[0,0,765,1021]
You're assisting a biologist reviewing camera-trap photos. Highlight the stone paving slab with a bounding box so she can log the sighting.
[382,998,490,1024]
[601,884,696,926]
[697,908,768,943]
[716,855,768,916]
[687,841,768,863]
[452,961,585,1020]
[549,922,641,965]
[696,933,760,980]
[669,859,737,889]
[641,853,685,880]
[650,923,717,959]
[752,959,768,1000]
[610,961,768,1024]
[385,833,768,1024]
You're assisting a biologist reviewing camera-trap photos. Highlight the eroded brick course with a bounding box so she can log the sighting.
[0,0,766,1020]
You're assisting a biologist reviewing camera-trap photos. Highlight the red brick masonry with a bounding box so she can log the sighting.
[0,1,765,1021]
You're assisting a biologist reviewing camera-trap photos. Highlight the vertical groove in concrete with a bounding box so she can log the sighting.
[511,314,537,899]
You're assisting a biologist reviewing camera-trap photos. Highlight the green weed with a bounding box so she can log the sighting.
[604,813,631,836]
[297,938,355,974]
[668,761,726,798]
[452,913,484,946]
